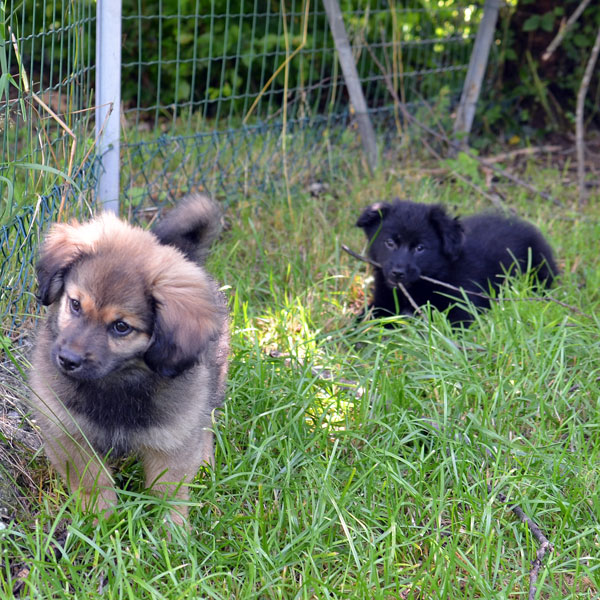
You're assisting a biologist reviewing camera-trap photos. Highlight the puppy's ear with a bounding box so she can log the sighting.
[144,256,225,377]
[356,202,391,229]
[36,213,124,305]
[36,221,98,305]
[428,205,464,260]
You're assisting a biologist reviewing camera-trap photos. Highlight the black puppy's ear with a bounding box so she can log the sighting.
[356,202,391,228]
[429,205,464,260]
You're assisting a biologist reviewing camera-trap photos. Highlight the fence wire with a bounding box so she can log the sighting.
[1,0,479,339]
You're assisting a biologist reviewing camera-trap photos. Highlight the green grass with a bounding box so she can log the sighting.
[1,157,599,599]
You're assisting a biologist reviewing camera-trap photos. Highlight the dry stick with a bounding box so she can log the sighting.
[396,281,426,320]
[490,486,554,600]
[417,90,563,206]
[542,0,593,62]
[422,138,507,210]
[421,274,593,318]
[364,42,561,206]
[341,243,379,269]
[482,145,564,164]
[423,115,561,206]
[391,81,508,210]
[342,245,593,319]
[399,144,565,176]
[576,26,600,207]
[414,94,514,211]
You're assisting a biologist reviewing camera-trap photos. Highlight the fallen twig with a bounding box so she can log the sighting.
[424,137,507,210]
[432,118,560,206]
[396,281,426,320]
[576,26,600,206]
[421,274,593,319]
[342,244,593,319]
[490,486,554,600]
[342,243,380,269]
[481,145,564,164]
[419,417,555,600]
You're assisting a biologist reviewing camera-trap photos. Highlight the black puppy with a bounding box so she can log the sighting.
[357,200,557,324]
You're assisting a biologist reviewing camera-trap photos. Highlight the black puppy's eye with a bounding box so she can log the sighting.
[69,298,81,314]
[112,320,132,336]
[415,243,425,253]
[384,238,397,250]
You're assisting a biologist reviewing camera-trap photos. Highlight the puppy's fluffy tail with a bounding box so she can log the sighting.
[153,193,222,265]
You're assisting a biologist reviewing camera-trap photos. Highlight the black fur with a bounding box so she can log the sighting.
[152,193,222,265]
[357,200,557,324]
[36,256,83,306]
[69,377,162,456]
[143,312,199,378]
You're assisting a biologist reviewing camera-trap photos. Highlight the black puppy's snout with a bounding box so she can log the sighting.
[57,348,84,373]
[390,267,406,281]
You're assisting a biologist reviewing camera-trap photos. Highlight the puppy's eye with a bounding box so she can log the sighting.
[69,298,81,314]
[415,244,425,253]
[384,238,397,250]
[111,320,132,336]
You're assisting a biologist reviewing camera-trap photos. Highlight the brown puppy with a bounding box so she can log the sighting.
[29,194,229,525]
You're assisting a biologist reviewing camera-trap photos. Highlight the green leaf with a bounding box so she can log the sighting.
[522,15,540,32]
[573,33,589,48]
[540,12,555,32]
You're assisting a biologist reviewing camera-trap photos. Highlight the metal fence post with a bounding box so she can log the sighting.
[453,0,502,147]
[322,0,378,174]
[95,0,122,214]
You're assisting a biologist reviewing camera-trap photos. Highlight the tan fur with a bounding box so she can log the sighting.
[29,197,229,526]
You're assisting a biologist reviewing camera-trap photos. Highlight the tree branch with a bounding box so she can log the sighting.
[542,0,593,62]
[576,26,600,206]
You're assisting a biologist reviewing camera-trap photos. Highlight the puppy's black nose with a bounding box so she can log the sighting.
[57,349,83,372]
[390,268,406,281]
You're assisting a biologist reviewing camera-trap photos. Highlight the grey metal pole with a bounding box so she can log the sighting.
[322,0,377,173]
[453,0,502,147]
[95,0,122,214]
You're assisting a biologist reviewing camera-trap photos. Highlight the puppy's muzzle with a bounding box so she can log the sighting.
[56,347,85,374]
[385,263,419,287]
[389,267,407,282]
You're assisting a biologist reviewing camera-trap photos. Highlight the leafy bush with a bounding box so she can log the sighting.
[476,0,600,144]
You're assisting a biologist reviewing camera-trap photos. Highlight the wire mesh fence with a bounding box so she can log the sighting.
[0,0,97,337]
[0,0,480,338]
[119,0,478,209]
